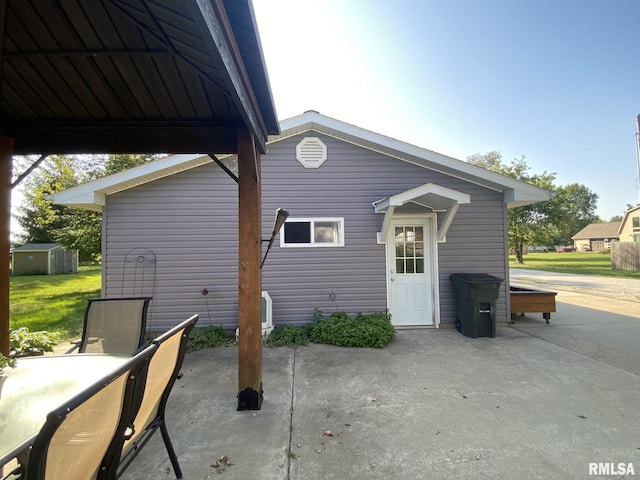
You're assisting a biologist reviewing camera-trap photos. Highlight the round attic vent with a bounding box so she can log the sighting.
[296,137,327,168]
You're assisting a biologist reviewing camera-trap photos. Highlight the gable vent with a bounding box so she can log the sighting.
[296,137,327,168]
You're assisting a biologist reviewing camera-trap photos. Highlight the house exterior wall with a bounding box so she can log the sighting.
[618,208,640,243]
[102,132,509,331]
[102,165,239,331]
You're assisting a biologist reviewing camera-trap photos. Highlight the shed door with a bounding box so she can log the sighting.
[387,218,435,326]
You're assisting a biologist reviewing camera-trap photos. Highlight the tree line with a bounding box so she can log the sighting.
[467,151,603,263]
[12,154,155,262]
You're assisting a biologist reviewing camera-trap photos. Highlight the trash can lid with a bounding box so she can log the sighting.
[450,273,504,284]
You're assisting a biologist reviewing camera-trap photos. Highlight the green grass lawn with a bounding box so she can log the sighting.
[510,252,640,279]
[10,265,101,341]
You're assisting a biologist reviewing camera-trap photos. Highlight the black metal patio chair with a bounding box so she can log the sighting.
[26,345,157,480]
[66,297,152,355]
[117,314,199,479]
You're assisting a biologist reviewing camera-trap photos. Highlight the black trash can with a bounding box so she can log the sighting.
[450,273,503,338]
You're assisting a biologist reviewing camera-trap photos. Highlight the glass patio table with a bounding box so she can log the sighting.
[0,353,131,467]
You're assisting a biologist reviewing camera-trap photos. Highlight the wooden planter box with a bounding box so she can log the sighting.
[510,286,557,324]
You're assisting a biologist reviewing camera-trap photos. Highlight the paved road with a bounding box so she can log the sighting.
[510,268,640,303]
[508,269,640,375]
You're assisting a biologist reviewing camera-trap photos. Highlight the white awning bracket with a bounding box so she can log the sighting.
[373,183,470,243]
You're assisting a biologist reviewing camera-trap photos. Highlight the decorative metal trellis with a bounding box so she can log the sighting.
[121,248,157,331]
[121,248,156,297]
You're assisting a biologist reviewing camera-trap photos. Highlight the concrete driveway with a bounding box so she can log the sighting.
[509,269,640,375]
[119,270,640,480]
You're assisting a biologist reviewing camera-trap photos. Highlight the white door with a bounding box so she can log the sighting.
[387,218,435,326]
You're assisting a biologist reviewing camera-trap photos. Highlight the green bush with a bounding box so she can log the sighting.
[187,325,234,351]
[266,325,310,347]
[0,353,16,373]
[10,327,59,357]
[307,310,395,348]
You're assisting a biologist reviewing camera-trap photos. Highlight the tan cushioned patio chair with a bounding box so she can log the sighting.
[26,346,157,480]
[66,297,152,355]
[117,314,199,479]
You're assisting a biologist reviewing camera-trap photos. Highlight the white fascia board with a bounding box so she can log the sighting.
[49,190,106,211]
[49,153,211,209]
[392,183,470,207]
[373,183,470,244]
[504,184,555,207]
[373,183,470,213]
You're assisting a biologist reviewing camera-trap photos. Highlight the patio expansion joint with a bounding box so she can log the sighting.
[286,348,297,480]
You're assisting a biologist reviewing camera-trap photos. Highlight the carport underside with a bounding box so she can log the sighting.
[0,0,279,410]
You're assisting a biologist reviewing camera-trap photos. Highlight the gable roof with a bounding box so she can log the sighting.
[276,111,553,207]
[571,222,621,240]
[617,205,640,235]
[50,111,554,210]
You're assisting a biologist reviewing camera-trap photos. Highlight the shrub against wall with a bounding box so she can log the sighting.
[266,310,396,349]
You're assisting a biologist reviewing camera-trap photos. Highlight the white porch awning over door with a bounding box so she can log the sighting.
[373,183,470,243]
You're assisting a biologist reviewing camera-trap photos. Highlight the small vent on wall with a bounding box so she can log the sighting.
[296,137,327,168]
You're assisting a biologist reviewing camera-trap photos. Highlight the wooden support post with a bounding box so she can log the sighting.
[0,136,13,357]
[237,129,263,410]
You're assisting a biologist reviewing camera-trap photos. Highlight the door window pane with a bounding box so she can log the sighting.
[395,225,425,274]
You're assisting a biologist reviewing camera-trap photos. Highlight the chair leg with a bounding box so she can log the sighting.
[159,421,182,479]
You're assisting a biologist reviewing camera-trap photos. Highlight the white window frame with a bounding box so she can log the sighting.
[280,217,345,247]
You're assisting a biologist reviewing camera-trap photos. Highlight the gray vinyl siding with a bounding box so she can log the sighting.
[261,133,508,326]
[102,132,509,330]
[437,191,509,325]
[103,165,239,331]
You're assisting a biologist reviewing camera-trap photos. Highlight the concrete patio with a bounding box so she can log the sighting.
[120,324,640,479]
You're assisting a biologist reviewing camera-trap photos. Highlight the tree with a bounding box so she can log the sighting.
[547,183,599,246]
[52,208,103,262]
[467,152,558,263]
[16,154,155,261]
[467,152,599,263]
[54,155,152,261]
[104,154,152,175]
[17,155,79,244]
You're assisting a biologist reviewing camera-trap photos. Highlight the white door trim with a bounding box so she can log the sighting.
[385,213,440,328]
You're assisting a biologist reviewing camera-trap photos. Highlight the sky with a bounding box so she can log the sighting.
[9,0,639,239]
[251,0,640,221]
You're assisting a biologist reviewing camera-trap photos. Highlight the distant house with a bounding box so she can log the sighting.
[571,223,621,252]
[617,206,640,243]
[12,243,78,275]
[50,111,552,331]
